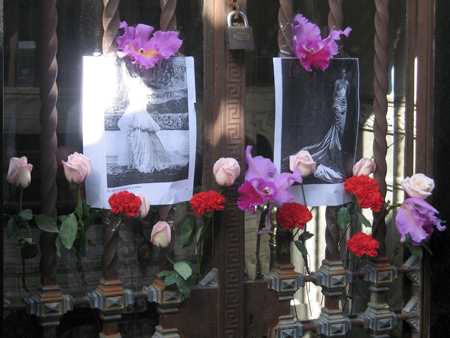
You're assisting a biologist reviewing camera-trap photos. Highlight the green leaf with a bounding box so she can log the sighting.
[158,270,174,278]
[55,235,62,257]
[337,207,351,230]
[7,218,17,238]
[280,239,291,254]
[18,209,33,221]
[175,274,194,298]
[162,271,178,286]
[68,249,78,263]
[294,240,308,257]
[174,261,193,280]
[59,213,78,249]
[19,218,31,233]
[193,186,205,195]
[421,241,433,256]
[21,241,39,259]
[23,237,34,244]
[35,214,59,233]
[298,231,314,241]
[357,213,372,228]
[406,243,423,259]
[84,210,100,231]
[181,216,196,247]
[81,200,91,218]
[196,225,204,244]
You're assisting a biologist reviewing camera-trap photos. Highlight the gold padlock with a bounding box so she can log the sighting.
[226,10,255,51]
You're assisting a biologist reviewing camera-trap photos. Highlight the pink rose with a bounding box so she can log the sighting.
[289,151,316,177]
[213,157,241,186]
[401,173,435,199]
[61,152,91,184]
[6,156,33,188]
[138,194,150,218]
[151,221,172,248]
[352,158,376,176]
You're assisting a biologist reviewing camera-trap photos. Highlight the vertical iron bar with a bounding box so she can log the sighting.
[160,0,177,32]
[39,0,59,289]
[328,0,344,30]
[102,0,120,55]
[372,0,390,256]
[278,0,294,57]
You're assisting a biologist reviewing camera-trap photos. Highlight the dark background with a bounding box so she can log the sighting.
[431,0,450,335]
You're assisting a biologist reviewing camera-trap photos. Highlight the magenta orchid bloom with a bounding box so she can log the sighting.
[290,14,351,71]
[238,146,302,233]
[395,197,446,246]
[116,21,182,69]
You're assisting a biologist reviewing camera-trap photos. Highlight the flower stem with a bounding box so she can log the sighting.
[19,186,24,212]
[164,248,175,266]
[389,242,404,265]
[255,207,268,279]
[196,215,211,276]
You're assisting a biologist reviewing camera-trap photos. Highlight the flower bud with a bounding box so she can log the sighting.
[213,157,241,186]
[289,151,316,177]
[151,221,171,248]
[138,194,150,218]
[62,152,91,184]
[352,158,376,176]
[7,156,33,188]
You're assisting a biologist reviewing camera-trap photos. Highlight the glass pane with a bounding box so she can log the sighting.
[245,0,408,331]
[3,0,204,336]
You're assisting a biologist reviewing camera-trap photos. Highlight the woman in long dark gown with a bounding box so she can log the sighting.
[299,68,350,183]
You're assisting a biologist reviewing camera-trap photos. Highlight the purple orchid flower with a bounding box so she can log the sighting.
[395,197,446,245]
[116,21,182,69]
[238,146,302,233]
[290,14,351,71]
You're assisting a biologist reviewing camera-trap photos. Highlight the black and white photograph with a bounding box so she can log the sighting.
[274,58,359,206]
[83,56,197,207]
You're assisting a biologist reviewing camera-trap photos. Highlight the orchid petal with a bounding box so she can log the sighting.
[244,145,277,181]
[151,31,183,59]
[291,14,321,42]
[135,24,154,44]
[395,197,443,245]
[238,181,265,214]
[272,169,302,203]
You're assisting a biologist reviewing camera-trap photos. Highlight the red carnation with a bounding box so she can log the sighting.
[276,202,313,231]
[347,232,379,257]
[109,191,142,217]
[344,175,384,212]
[190,190,225,217]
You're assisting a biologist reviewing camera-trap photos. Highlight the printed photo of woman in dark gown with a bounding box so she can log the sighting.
[297,68,350,183]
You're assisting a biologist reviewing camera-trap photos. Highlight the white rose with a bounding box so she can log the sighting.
[401,173,435,199]
[352,158,376,176]
[213,157,241,187]
[6,156,33,188]
[289,151,316,177]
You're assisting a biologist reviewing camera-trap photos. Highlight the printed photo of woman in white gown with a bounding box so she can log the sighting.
[104,58,190,187]
[117,77,188,174]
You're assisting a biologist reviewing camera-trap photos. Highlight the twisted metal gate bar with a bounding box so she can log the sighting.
[3,0,435,337]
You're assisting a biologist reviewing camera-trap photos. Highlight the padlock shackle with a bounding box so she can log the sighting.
[227,10,249,27]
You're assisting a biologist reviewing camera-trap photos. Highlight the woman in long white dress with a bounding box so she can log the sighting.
[117,77,187,173]
[299,68,350,183]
